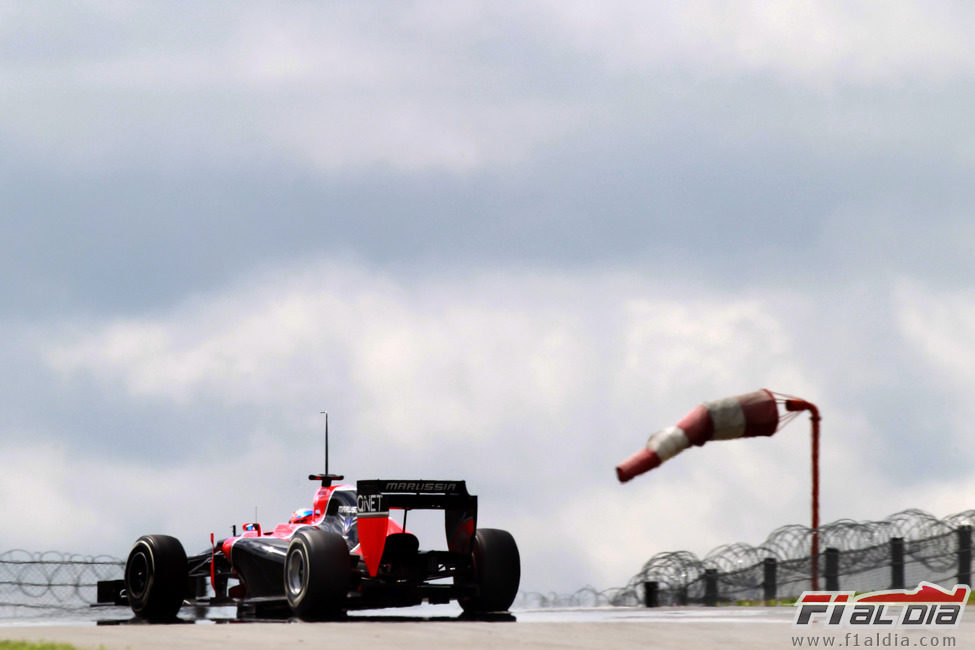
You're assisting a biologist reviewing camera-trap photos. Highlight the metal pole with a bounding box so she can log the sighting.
[890,537,905,589]
[810,406,820,591]
[643,581,659,608]
[704,569,718,606]
[763,557,777,602]
[824,547,839,591]
[958,525,972,587]
[785,399,821,591]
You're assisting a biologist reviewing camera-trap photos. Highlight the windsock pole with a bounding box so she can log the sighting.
[785,398,821,591]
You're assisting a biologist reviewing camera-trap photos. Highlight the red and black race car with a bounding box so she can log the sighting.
[98,471,520,621]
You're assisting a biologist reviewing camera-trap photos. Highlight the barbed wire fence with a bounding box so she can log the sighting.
[516,508,975,609]
[0,550,123,618]
[2,508,972,617]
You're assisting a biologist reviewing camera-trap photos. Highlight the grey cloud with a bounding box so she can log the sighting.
[2,4,973,319]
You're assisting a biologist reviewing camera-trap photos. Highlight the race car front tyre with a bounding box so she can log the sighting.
[284,527,351,620]
[459,528,521,613]
[124,534,188,621]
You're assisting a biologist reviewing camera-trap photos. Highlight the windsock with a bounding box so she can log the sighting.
[616,389,780,483]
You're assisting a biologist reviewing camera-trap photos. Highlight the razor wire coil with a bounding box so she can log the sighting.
[516,508,975,609]
[0,550,123,617]
[4,508,974,615]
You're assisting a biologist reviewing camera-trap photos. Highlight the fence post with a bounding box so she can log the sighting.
[704,569,718,606]
[643,581,658,608]
[958,525,972,587]
[890,537,905,589]
[824,547,840,591]
[763,557,777,602]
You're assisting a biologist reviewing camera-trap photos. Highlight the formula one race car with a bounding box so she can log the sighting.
[98,469,520,621]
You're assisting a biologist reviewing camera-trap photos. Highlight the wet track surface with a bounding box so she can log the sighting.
[3,602,795,626]
[3,605,973,649]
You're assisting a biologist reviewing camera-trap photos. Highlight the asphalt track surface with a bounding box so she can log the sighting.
[4,605,975,649]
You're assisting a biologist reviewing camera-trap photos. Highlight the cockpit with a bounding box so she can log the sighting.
[288,508,314,524]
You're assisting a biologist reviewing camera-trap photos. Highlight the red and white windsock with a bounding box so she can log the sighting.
[616,389,781,483]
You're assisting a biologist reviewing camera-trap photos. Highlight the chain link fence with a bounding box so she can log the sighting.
[516,508,975,609]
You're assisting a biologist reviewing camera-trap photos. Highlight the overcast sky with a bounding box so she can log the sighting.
[2,1,975,595]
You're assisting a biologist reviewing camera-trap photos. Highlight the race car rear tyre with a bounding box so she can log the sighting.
[284,527,351,620]
[459,528,521,613]
[124,534,188,621]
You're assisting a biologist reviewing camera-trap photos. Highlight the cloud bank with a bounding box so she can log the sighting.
[2,261,958,589]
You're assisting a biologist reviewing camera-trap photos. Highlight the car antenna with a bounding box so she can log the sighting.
[310,410,344,487]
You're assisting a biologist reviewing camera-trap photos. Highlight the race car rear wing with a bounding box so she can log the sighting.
[356,479,477,577]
